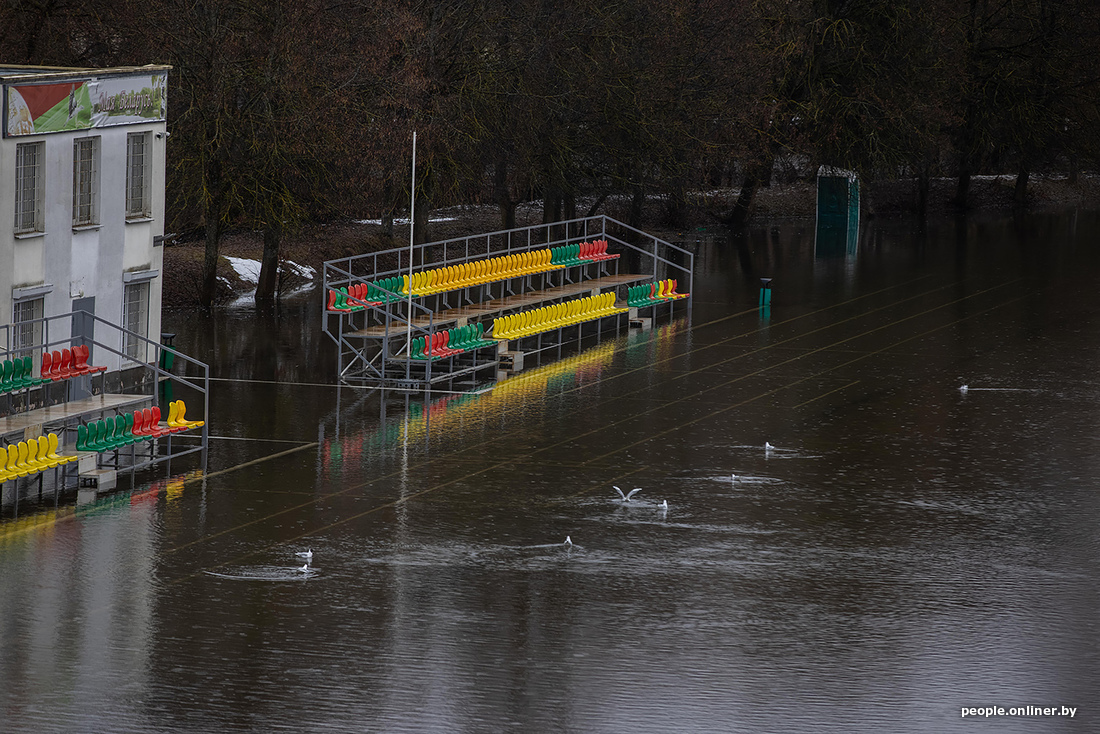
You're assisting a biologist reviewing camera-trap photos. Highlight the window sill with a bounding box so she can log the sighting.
[72,223,101,232]
[125,216,154,224]
[14,230,45,239]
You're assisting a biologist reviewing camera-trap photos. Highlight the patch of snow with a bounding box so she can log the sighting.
[353,216,458,226]
[224,256,262,284]
[285,261,315,279]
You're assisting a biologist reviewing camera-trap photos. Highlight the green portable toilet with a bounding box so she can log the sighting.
[815,166,860,259]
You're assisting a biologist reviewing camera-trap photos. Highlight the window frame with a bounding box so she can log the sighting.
[125,131,152,220]
[122,281,150,362]
[14,141,44,234]
[72,136,100,227]
[12,297,44,368]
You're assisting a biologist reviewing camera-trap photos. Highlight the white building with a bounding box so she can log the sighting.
[0,64,169,370]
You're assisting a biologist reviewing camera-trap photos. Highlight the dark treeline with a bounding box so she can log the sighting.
[4,0,1100,306]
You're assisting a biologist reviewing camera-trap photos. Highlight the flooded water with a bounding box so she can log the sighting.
[3,211,1100,733]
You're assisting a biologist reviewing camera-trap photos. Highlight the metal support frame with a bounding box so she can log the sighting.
[1,309,209,494]
[321,216,694,389]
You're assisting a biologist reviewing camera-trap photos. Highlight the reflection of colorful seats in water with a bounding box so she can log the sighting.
[320,339,619,479]
[0,468,202,545]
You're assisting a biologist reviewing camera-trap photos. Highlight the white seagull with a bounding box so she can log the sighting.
[765,442,774,451]
[614,486,643,502]
[658,500,668,510]
[295,549,313,560]
[564,536,573,547]
[297,564,311,573]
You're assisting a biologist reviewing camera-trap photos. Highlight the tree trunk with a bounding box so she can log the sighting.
[1013,166,1030,208]
[199,154,225,311]
[412,183,430,247]
[629,184,644,230]
[542,186,561,224]
[256,222,282,303]
[728,169,761,227]
[584,193,608,218]
[200,216,221,311]
[495,159,516,230]
[382,176,396,239]
[954,168,972,210]
[917,169,930,221]
[664,186,688,229]
[563,191,576,221]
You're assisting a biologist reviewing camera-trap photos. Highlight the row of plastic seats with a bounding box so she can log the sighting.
[327,276,408,312]
[581,239,619,262]
[626,279,690,308]
[327,241,624,312]
[410,323,497,360]
[0,433,77,482]
[42,345,106,380]
[549,240,619,267]
[1,356,50,394]
[76,400,204,452]
[412,249,558,296]
[1,346,107,395]
[492,292,627,340]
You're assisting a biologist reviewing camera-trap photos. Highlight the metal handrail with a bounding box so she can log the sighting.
[1,309,209,472]
[321,215,694,387]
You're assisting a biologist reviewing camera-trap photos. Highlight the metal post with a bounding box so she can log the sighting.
[759,277,773,306]
[406,131,417,381]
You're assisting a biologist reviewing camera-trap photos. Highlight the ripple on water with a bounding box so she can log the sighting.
[203,565,320,581]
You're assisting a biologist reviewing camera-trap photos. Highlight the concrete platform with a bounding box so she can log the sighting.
[0,393,153,440]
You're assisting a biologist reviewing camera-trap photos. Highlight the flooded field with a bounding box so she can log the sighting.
[2,211,1099,733]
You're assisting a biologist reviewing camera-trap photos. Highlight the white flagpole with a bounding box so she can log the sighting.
[406,131,416,377]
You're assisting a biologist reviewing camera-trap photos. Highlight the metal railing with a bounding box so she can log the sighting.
[321,216,693,388]
[1,309,209,475]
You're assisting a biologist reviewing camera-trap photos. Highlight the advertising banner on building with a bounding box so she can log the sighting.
[5,72,167,137]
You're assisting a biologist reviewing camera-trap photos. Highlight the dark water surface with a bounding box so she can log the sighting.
[3,212,1099,733]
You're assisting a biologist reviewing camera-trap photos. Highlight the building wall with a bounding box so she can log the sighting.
[0,69,167,372]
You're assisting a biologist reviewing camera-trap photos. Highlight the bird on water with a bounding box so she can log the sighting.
[614,486,643,502]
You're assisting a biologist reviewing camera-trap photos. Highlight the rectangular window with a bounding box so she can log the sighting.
[122,282,149,361]
[126,132,151,219]
[14,142,44,234]
[13,297,44,365]
[73,137,100,226]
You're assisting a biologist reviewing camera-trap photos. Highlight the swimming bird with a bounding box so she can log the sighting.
[564,536,573,547]
[614,486,643,502]
[765,442,774,451]
[731,473,736,482]
[658,500,668,510]
[959,384,969,394]
[295,549,313,560]
[297,564,311,573]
